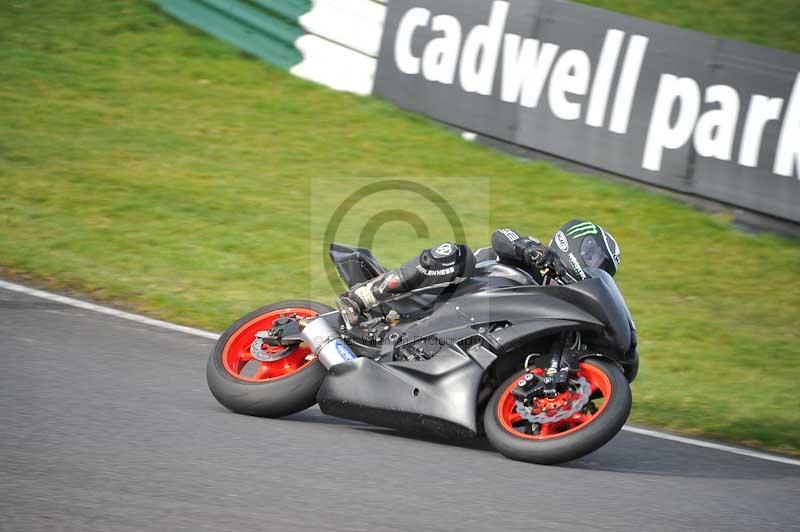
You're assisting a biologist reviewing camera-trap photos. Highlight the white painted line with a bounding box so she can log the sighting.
[0,279,220,341]
[1,278,798,466]
[621,425,800,466]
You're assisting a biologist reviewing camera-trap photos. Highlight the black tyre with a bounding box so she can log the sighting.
[484,358,631,465]
[206,300,334,418]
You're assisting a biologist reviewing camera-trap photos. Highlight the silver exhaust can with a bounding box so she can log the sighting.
[300,316,357,369]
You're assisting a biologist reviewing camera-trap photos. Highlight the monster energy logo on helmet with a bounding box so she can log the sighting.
[566,221,599,238]
[551,219,622,281]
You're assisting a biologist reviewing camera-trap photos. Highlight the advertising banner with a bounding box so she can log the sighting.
[374,0,800,222]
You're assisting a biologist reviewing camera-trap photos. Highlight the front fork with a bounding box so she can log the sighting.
[515,333,582,401]
[542,338,581,397]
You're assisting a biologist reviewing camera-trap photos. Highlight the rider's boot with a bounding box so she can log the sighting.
[336,271,401,329]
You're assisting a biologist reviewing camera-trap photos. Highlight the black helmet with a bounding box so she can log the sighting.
[549,220,621,281]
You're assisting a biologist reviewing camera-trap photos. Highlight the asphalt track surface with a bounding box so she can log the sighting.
[1,286,798,532]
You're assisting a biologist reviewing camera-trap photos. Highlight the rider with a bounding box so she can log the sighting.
[336,220,621,328]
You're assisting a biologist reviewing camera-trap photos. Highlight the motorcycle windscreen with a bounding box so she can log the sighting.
[585,268,636,338]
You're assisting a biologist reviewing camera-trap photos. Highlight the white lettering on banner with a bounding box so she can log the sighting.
[693,85,740,161]
[774,73,800,178]
[739,95,784,167]
[643,75,701,171]
[609,34,649,134]
[394,7,429,75]
[459,1,509,95]
[391,0,800,179]
[500,34,559,108]
[642,73,800,176]
[422,15,461,83]
[548,49,592,121]
[586,29,625,128]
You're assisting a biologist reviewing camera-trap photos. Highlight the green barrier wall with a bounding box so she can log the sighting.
[152,0,311,70]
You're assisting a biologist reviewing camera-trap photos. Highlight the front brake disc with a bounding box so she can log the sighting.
[515,377,592,424]
[250,332,293,362]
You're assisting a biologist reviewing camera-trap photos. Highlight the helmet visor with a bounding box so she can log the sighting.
[579,236,604,268]
[580,235,617,276]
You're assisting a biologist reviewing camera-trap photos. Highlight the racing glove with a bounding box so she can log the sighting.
[522,244,557,270]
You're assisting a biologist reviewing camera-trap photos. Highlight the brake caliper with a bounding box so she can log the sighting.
[512,370,592,425]
[250,316,302,362]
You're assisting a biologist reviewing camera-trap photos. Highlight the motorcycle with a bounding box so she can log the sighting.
[207,242,639,464]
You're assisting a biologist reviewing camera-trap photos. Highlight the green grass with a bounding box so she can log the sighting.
[576,0,800,53]
[1,1,799,454]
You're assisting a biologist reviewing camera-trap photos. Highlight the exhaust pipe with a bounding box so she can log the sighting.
[299,316,358,369]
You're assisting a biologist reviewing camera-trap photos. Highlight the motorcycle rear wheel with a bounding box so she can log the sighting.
[206,300,334,418]
[484,358,631,464]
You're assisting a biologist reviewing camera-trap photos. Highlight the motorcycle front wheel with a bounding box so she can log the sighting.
[484,358,631,465]
[206,300,334,418]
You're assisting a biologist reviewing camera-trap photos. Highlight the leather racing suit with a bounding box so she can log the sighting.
[336,228,557,328]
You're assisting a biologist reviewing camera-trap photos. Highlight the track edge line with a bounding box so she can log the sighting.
[0,279,220,341]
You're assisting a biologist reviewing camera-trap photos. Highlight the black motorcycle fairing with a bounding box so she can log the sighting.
[316,346,484,438]
[488,319,602,353]
[380,293,604,357]
[391,270,635,360]
[475,261,536,286]
[319,290,613,436]
[543,269,636,360]
[316,317,614,437]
